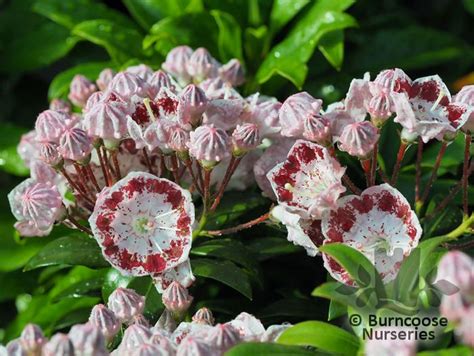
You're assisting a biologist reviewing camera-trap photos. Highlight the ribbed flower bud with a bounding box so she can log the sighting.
[107,288,145,323]
[84,91,104,113]
[219,59,245,86]
[118,324,153,352]
[131,343,168,356]
[192,307,215,325]
[20,323,46,355]
[232,123,260,155]
[126,64,153,81]
[168,126,190,154]
[68,323,107,356]
[42,333,74,356]
[155,309,177,333]
[130,314,151,328]
[58,127,93,162]
[89,304,121,342]
[35,110,72,143]
[50,98,71,113]
[338,121,380,159]
[162,46,193,86]
[188,124,231,167]
[178,84,208,127]
[68,75,97,108]
[279,92,323,138]
[186,48,219,82]
[162,281,193,315]
[302,114,332,146]
[39,142,62,167]
[109,72,148,99]
[368,92,392,126]
[147,70,175,99]
[96,68,115,91]
[206,323,241,353]
[176,336,211,356]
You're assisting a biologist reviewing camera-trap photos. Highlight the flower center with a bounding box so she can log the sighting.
[134,217,156,234]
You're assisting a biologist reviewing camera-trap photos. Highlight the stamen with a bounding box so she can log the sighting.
[430,90,446,112]
[143,98,157,121]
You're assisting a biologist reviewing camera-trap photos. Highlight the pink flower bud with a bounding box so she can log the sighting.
[279,92,323,137]
[84,91,104,113]
[68,323,107,356]
[68,75,97,108]
[89,304,121,342]
[176,336,211,356]
[58,127,93,161]
[178,84,208,127]
[109,72,149,99]
[20,323,46,355]
[454,85,474,133]
[186,48,219,82]
[96,68,115,91]
[168,126,190,153]
[39,142,62,166]
[205,323,241,353]
[50,98,71,113]
[147,70,175,99]
[83,100,131,142]
[338,121,379,159]
[203,98,244,130]
[368,92,392,124]
[35,110,72,143]
[456,306,474,347]
[131,343,168,356]
[155,309,177,334]
[6,339,28,356]
[302,114,332,146]
[232,123,260,153]
[131,314,151,328]
[436,251,473,295]
[192,307,215,325]
[374,68,412,93]
[219,59,245,86]
[162,46,193,85]
[126,64,153,81]
[107,288,145,323]
[188,124,231,166]
[260,324,291,342]
[18,131,40,167]
[118,324,153,352]
[162,281,193,314]
[42,333,74,356]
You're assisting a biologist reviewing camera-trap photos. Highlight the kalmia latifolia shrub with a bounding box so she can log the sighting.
[5,46,474,355]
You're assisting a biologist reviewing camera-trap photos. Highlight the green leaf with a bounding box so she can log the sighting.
[0,123,29,176]
[269,0,310,34]
[227,342,319,355]
[312,282,361,311]
[102,268,134,301]
[210,10,243,62]
[144,12,218,57]
[318,30,344,71]
[72,20,146,65]
[191,258,252,299]
[33,0,137,30]
[48,61,113,100]
[421,134,469,175]
[246,237,301,261]
[318,243,386,304]
[256,0,356,88]
[277,321,360,356]
[49,267,108,300]
[464,0,474,14]
[24,233,108,271]
[258,298,326,322]
[0,270,39,302]
[328,300,347,321]
[191,239,257,269]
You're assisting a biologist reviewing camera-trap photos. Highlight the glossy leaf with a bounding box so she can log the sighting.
[312,282,362,312]
[328,300,347,321]
[277,321,360,356]
[269,0,310,34]
[48,61,113,100]
[227,342,319,355]
[101,268,134,301]
[258,298,326,322]
[49,267,108,300]
[210,10,243,61]
[191,239,257,269]
[246,237,301,261]
[72,20,146,64]
[318,30,344,70]
[191,258,252,300]
[24,234,108,271]
[0,123,29,176]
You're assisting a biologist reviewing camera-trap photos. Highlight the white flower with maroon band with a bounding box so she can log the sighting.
[453,85,474,133]
[322,184,422,285]
[267,140,346,219]
[153,259,195,293]
[279,92,323,138]
[392,75,471,142]
[271,205,324,256]
[89,172,194,276]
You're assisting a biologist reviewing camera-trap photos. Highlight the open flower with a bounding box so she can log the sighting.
[89,172,194,276]
[453,85,474,133]
[322,184,422,285]
[267,140,346,219]
[392,75,471,142]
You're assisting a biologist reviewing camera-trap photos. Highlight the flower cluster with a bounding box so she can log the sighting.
[1,285,290,355]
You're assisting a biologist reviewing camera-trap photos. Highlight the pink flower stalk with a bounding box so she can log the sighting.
[162,45,193,86]
[109,72,149,100]
[232,123,261,154]
[192,308,215,325]
[42,333,74,356]
[162,281,193,314]
[8,178,63,234]
[20,323,46,355]
[126,64,153,81]
[392,75,472,142]
[453,85,474,132]
[271,205,324,256]
[322,184,422,285]
[178,84,208,127]
[68,74,97,108]
[188,124,231,166]
[96,68,115,91]
[203,98,244,130]
[279,92,323,138]
[50,98,71,113]
[35,110,73,143]
[89,172,194,276]
[186,47,220,82]
[205,323,241,353]
[219,59,245,86]
[58,127,93,161]
[147,70,175,99]
[107,288,145,323]
[68,323,107,356]
[267,140,346,219]
[337,121,380,159]
[89,304,121,341]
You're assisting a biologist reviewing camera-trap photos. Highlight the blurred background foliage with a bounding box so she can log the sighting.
[0,0,473,346]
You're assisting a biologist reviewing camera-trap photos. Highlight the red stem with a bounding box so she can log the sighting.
[102,147,116,181]
[142,148,154,175]
[66,213,92,235]
[205,212,271,236]
[342,174,362,195]
[420,141,448,205]
[391,142,408,186]
[196,161,205,193]
[463,133,471,217]
[85,164,101,193]
[185,160,203,195]
[415,138,424,203]
[370,143,378,186]
[170,155,180,183]
[361,159,371,187]
[112,150,121,180]
[97,147,112,187]
[210,156,242,212]
[60,168,95,206]
[203,169,212,212]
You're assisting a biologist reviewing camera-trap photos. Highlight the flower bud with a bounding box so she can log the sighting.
[39,142,62,167]
[68,323,107,356]
[107,287,145,323]
[219,59,245,86]
[188,124,231,167]
[454,85,474,133]
[130,343,168,356]
[436,251,473,295]
[186,48,219,82]
[58,127,93,162]
[279,92,323,138]
[338,121,379,159]
[84,91,104,113]
[130,314,150,328]
[118,324,153,352]
[302,114,332,146]
[17,131,40,168]
[96,68,115,91]
[35,110,72,143]
[162,46,193,86]
[83,100,131,143]
[205,323,241,353]
[109,72,148,100]
[50,98,71,113]
[19,323,46,355]
[89,304,121,342]
[6,339,27,356]
[126,64,153,81]
[147,70,175,99]
[162,281,193,315]
[176,336,211,356]
[168,126,190,154]
[232,123,260,154]
[155,309,177,333]
[192,307,215,325]
[178,84,208,127]
[68,75,97,108]
[374,68,412,93]
[42,333,74,356]
[368,92,392,126]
